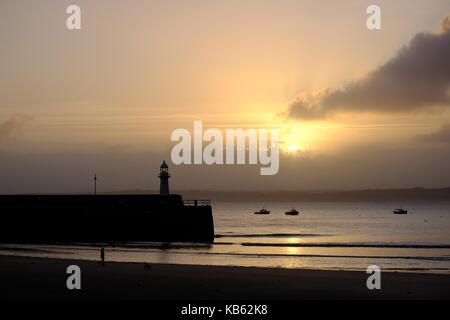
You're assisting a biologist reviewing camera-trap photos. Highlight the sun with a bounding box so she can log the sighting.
[287,144,300,153]
[280,123,321,154]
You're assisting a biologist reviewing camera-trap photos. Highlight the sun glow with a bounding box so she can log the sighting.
[287,144,300,153]
[280,123,323,154]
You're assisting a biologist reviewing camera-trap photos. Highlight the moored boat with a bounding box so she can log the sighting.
[285,208,299,216]
[393,208,408,214]
[255,208,270,215]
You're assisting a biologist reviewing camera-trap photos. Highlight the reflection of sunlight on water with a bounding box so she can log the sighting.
[285,238,303,255]
[286,247,301,255]
[284,238,305,268]
[287,238,300,244]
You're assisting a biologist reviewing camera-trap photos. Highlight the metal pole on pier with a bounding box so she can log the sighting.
[94,174,97,195]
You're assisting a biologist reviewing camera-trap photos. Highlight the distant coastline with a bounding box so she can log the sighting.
[101,187,450,202]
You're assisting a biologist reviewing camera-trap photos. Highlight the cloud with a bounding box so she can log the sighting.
[288,14,450,120]
[441,15,450,33]
[0,114,34,138]
[417,123,450,144]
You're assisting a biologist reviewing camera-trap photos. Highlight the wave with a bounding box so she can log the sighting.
[0,242,215,251]
[215,233,325,238]
[194,251,450,262]
[0,246,55,254]
[241,242,450,249]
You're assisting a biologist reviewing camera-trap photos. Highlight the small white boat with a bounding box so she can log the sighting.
[254,208,271,215]
[393,208,408,214]
[285,208,299,216]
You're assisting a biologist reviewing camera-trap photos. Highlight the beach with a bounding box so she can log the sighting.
[1,255,449,300]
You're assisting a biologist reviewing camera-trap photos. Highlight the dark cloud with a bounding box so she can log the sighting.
[442,15,450,33]
[0,114,33,138]
[288,14,450,120]
[418,123,450,144]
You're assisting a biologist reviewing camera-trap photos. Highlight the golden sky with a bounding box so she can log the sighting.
[1,0,449,191]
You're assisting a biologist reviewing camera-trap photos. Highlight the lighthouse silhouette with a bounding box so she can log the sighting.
[159,160,171,196]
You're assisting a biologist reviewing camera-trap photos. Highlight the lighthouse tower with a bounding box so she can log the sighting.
[159,160,171,196]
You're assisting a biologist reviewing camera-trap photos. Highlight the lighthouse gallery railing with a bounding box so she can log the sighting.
[183,200,211,206]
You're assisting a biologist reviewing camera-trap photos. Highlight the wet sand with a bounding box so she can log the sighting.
[1,255,449,300]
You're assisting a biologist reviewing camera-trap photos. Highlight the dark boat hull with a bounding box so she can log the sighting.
[0,194,215,243]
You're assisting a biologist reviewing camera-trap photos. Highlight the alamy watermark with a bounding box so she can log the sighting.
[65,4,381,31]
[66,265,81,290]
[66,5,81,30]
[171,121,280,175]
[367,5,382,30]
[366,265,381,290]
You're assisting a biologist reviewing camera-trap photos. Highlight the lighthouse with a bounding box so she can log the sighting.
[159,160,171,196]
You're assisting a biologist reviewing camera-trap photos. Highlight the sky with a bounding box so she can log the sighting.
[0,0,450,193]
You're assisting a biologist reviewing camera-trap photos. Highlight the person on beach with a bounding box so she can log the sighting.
[100,248,105,266]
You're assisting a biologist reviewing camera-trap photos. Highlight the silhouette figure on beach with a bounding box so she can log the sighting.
[100,248,105,266]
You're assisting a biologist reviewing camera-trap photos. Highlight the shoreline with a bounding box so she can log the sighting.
[1,252,449,275]
[1,255,450,300]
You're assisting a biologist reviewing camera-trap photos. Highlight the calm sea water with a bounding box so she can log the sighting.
[1,202,450,273]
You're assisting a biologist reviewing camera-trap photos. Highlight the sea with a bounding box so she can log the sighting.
[1,201,450,274]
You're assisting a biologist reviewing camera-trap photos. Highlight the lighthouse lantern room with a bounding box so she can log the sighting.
[159,160,171,196]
